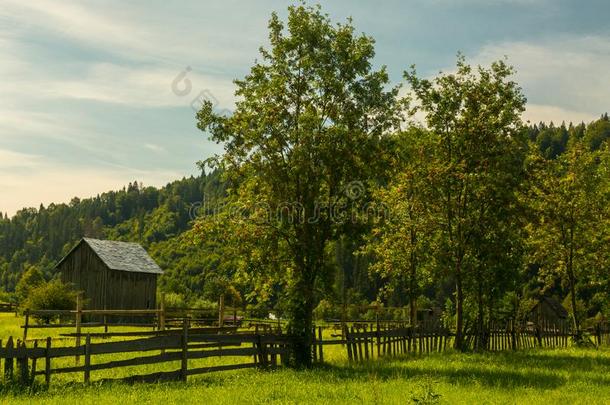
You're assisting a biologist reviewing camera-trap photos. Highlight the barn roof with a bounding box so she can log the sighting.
[536,296,568,318]
[58,238,163,275]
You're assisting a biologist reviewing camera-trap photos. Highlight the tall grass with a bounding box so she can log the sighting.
[1,314,609,404]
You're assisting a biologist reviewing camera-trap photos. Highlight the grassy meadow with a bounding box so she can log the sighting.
[1,313,610,404]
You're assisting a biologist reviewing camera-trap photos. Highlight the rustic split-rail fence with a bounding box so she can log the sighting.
[4,316,610,387]
[2,321,290,386]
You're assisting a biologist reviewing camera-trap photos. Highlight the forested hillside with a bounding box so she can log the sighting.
[0,170,225,298]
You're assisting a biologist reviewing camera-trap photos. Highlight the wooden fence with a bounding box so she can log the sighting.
[339,319,583,361]
[0,302,17,313]
[21,303,271,341]
[1,324,291,386]
[6,316,610,387]
[594,322,610,346]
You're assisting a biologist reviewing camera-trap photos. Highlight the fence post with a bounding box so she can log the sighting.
[344,325,352,361]
[45,337,51,386]
[17,339,28,384]
[255,334,268,368]
[30,340,38,385]
[535,322,542,347]
[75,293,82,365]
[341,303,347,341]
[159,294,166,332]
[318,327,324,363]
[376,321,380,358]
[180,319,188,382]
[218,294,225,327]
[23,310,29,342]
[311,327,317,362]
[4,336,13,382]
[595,323,601,346]
[84,334,91,383]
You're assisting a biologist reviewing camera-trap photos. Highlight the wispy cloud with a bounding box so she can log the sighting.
[0,0,608,216]
[0,149,41,170]
[144,143,166,153]
[468,35,610,124]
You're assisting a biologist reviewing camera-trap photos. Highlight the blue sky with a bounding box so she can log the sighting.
[1,0,609,216]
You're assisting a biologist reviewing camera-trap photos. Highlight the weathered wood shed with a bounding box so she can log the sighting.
[56,238,163,312]
[529,296,568,324]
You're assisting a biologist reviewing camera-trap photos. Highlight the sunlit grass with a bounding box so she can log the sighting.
[1,313,610,404]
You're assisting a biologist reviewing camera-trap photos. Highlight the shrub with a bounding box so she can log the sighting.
[313,299,333,321]
[162,292,188,309]
[22,279,78,323]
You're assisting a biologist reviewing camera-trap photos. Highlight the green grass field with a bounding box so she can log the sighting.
[1,313,609,405]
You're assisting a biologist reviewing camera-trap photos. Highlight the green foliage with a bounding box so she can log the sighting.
[15,265,45,302]
[22,279,77,322]
[162,292,188,309]
[404,54,527,348]
[313,299,334,321]
[196,3,402,366]
[525,140,610,332]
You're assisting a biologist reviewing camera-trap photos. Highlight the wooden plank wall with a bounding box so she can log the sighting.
[58,242,107,312]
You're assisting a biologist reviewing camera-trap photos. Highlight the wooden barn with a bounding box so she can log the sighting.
[56,238,163,312]
[529,296,568,324]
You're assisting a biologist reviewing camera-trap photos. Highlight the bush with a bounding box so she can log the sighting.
[313,299,333,321]
[162,292,188,309]
[0,289,16,305]
[22,279,78,323]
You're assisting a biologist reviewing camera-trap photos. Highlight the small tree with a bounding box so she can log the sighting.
[526,140,610,335]
[404,56,526,349]
[16,265,45,304]
[364,128,435,325]
[22,279,78,323]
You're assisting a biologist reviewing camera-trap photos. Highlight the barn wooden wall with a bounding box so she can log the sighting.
[58,241,107,310]
[106,269,157,310]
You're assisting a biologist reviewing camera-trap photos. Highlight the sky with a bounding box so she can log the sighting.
[1,0,609,216]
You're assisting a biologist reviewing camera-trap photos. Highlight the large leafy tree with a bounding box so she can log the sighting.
[196,5,401,365]
[404,56,527,349]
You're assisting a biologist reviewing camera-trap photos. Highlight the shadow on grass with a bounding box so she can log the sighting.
[313,356,566,390]
[433,348,610,375]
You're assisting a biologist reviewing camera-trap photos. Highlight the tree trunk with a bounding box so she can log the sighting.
[568,227,580,336]
[567,264,580,336]
[454,258,464,350]
[476,274,485,351]
[409,241,417,326]
[287,269,316,367]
